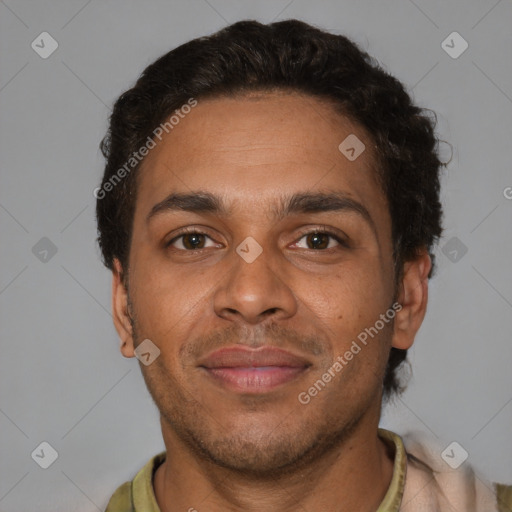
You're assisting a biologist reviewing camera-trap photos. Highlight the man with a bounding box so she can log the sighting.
[96,19,511,512]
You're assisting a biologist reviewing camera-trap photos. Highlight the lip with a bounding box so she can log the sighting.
[198,346,311,393]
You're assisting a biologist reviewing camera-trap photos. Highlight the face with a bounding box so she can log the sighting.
[112,91,427,476]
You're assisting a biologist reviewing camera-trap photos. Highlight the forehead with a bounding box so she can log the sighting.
[135,91,387,222]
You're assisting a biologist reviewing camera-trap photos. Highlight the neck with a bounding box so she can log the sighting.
[154,415,394,512]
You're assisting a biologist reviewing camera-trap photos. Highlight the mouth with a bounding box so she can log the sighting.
[198,346,311,394]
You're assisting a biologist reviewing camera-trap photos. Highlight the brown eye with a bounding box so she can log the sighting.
[306,232,330,249]
[167,231,216,250]
[295,231,345,250]
[181,233,206,250]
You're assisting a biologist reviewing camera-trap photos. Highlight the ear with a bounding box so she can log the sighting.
[112,258,135,358]
[392,249,432,350]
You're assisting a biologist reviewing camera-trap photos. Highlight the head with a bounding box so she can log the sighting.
[96,19,443,475]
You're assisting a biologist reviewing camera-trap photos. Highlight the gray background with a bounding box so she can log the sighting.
[1,0,511,510]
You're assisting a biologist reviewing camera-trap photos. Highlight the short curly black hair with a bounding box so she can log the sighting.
[96,19,443,400]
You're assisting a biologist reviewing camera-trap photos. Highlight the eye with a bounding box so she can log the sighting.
[294,229,347,250]
[166,229,219,251]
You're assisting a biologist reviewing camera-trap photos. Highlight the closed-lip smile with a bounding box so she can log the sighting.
[198,346,311,393]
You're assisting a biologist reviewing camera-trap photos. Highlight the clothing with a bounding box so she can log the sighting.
[105,428,511,511]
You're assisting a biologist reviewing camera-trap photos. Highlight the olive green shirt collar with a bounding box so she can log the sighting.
[106,428,407,512]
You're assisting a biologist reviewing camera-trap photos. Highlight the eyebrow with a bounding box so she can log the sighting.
[146,190,376,234]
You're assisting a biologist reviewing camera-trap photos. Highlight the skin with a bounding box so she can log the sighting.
[111,91,431,512]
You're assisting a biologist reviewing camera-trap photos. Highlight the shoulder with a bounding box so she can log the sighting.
[105,481,133,512]
[495,483,512,512]
[104,451,166,512]
[398,430,511,512]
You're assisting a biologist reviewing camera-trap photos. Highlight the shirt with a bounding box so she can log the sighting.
[105,428,512,511]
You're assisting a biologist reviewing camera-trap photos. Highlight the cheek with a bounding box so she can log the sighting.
[307,262,391,322]
[128,257,213,343]
[299,262,393,367]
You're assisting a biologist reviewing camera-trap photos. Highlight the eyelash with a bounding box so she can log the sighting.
[165,226,348,251]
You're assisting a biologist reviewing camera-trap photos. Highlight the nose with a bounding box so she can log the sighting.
[213,240,298,325]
